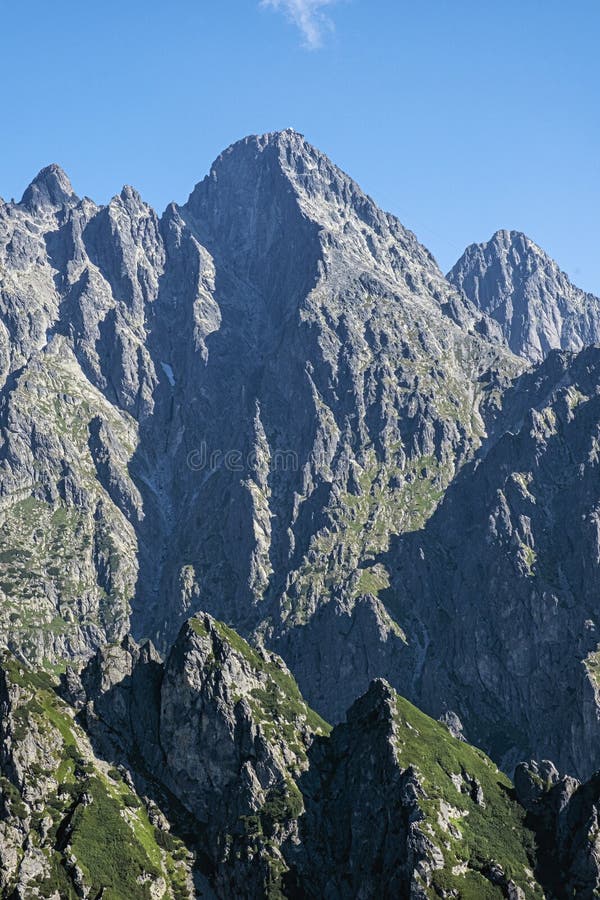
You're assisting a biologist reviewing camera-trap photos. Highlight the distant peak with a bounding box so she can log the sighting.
[448,225,600,364]
[243,127,305,145]
[21,163,77,211]
[451,230,547,270]
[261,127,306,146]
[208,128,311,169]
[184,128,326,213]
[489,228,517,245]
[188,127,361,212]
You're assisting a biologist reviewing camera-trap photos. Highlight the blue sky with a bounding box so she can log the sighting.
[1,0,598,290]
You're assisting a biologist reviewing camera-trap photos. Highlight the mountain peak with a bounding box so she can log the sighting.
[490,228,526,242]
[181,127,445,308]
[224,127,306,151]
[193,127,328,194]
[253,126,306,145]
[20,163,77,212]
[449,231,600,363]
[458,229,543,260]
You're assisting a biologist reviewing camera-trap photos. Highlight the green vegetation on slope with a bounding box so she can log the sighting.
[393,694,541,898]
[68,776,162,899]
[283,452,451,628]
[0,654,190,899]
[203,617,331,742]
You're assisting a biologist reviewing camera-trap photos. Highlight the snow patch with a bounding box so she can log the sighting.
[161,362,175,386]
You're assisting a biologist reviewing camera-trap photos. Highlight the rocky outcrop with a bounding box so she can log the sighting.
[290,678,539,898]
[0,651,192,898]
[0,610,332,898]
[448,229,600,363]
[156,616,329,898]
[515,760,600,898]
[1,613,557,899]
[77,614,330,898]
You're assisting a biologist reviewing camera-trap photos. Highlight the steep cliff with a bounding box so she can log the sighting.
[385,346,600,778]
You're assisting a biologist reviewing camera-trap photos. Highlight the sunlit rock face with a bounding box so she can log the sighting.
[0,131,513,704]
[448,228,600,364]
[6,131,600,787]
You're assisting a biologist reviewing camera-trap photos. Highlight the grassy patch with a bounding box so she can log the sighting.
[393,695,541,897]
[69,777,162,899]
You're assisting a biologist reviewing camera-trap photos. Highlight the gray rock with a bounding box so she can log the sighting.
[0,130,518,728]
[385,347,600,779]
[449,229,600,363]
[3,131,600,828]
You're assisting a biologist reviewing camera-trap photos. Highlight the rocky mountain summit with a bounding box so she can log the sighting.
[2,131,600,895]
[0,128,517,692]
[448,229,600,363]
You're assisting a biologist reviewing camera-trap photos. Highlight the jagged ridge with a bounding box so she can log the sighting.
[2,613,585,899]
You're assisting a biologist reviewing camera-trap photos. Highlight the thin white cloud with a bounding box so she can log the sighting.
[260,0,341,49]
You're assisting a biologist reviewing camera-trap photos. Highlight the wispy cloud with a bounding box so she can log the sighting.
[260,0,341,49]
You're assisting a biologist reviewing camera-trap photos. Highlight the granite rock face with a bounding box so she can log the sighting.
[0,166,164,663]
[0,130,517,711]
[385,347,600,779]
[4,131,600,871]
[514,760,600,897]
[163,131,519,716]
[448,229,600,363]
